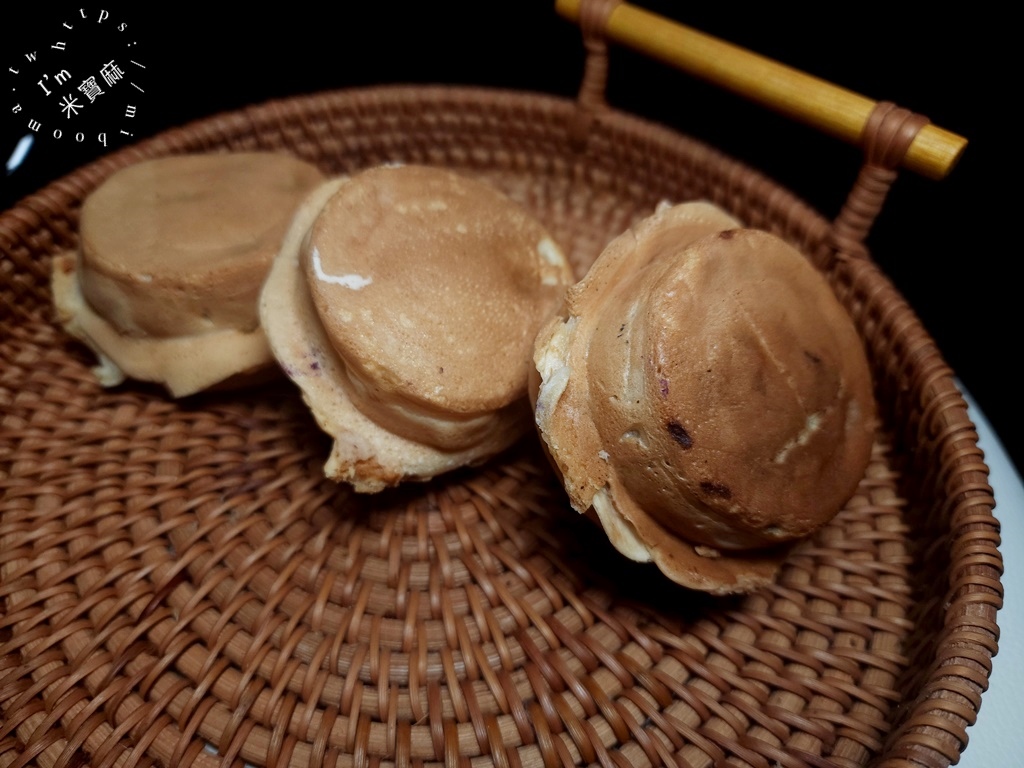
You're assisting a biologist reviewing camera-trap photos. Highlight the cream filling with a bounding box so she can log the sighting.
[533,317,575,435]
[310,246,373,289]
[537,237,570,285]
[592,488,652,563]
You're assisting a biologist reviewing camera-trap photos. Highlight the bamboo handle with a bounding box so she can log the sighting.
[556,0,966,180]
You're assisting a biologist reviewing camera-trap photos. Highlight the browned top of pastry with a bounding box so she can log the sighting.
[533,201,875,593]
[78,152,325,337]
[303,164,570,417]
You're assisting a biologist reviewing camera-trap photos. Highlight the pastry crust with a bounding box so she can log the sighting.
[532,201,876,594]
[52,152,325,396]
[261,166,573,492]
[52,251,274,396]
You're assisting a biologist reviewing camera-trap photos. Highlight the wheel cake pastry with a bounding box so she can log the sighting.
[260,164,573,492]
[532,201,876,594]
[51,152,325,397]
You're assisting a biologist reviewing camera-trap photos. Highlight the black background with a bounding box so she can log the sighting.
[3,3,1015,474]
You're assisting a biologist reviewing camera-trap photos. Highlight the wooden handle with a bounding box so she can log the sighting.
[556,0,966,180]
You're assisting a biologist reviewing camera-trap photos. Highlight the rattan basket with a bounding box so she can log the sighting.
[0,3,1001,767]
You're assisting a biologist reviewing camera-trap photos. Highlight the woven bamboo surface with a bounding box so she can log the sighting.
[0,84,1002,768]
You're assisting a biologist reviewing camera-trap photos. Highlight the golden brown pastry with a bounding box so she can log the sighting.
[532,201,876,594]
[51,152,325,396]
[260,164,573,492]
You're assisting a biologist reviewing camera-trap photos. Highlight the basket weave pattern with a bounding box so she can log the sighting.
[0,87,1001,768]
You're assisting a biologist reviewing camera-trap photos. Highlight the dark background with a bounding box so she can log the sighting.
[3,3,1014,474]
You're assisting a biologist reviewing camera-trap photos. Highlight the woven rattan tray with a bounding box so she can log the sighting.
[0,5,1001,768]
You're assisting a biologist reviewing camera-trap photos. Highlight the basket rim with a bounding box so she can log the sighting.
[0,83,1003,768]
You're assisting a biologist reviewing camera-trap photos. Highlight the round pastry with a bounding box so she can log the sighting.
[50,152,325,396]
[260,164,573,492]
[532,201,876,594]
